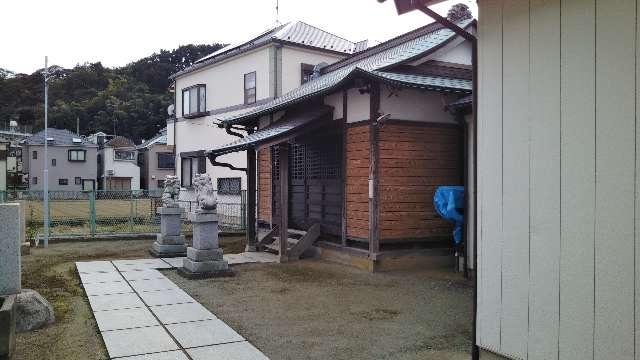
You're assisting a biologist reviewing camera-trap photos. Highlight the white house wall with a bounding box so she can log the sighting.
[345,87,369,123]
[102,148,141,190]
[380,87,457,124]
[477,1,640,359]
[431,40,473,65]
[280,47,344,93]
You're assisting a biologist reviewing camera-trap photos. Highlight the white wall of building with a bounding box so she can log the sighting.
[101,147,140,190]
[281,47,344,93]
[477,1,640,359]
[380,87,458,124]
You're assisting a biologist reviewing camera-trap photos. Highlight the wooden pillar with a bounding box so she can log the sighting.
[246,147,257,251]
[368,82,380,256]
[278,143,289,262]
[341,90,348,246]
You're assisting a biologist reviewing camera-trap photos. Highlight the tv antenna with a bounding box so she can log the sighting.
[275,0,280,26]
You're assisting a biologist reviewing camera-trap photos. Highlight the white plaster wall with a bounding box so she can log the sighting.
[323,91,344,120]
[281,46,344,93]
[380,87,457,124]
[432,40,473,65]
[175,46,272,116]
[345,87,370,123]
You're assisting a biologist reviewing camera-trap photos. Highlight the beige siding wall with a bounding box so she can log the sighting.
[477,1,640,359]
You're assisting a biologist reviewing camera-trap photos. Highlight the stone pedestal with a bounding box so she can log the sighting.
[150,207,186,258]
[0,203,21,296]
[178,210,233,279]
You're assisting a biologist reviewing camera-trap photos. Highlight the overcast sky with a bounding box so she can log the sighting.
[1,0,476,74]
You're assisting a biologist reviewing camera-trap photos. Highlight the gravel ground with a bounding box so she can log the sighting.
[12,236,245,360]
[165,259,473,360]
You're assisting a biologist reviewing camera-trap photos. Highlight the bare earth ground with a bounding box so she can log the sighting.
[165,261,473,360]
[12,236,245,360]
[14,238,472,360]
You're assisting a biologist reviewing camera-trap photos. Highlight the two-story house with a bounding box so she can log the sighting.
[168,21,368,204]
[22,128,98,191]
[137,128,174,191]
[94,136,141,191]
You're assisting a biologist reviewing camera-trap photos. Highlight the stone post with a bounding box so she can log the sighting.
[179,209,233,279]
[0,203,21,296]
[150,207,187,258]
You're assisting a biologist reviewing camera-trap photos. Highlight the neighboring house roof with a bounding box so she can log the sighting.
[218,19,474,126]
[23,128,94,146]
[169,21,365,80]
[137,129,168,149]
[104,136,135,148]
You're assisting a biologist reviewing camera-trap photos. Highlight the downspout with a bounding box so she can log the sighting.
[414,5,479,359]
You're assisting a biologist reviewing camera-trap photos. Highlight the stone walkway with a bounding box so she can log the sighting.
[76,252,277,359]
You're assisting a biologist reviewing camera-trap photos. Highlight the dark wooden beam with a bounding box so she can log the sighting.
[278,143,289,262]
[341,90,348,246]
[246,148,257,251]
[368,82,381,256]
[416,3,476,42]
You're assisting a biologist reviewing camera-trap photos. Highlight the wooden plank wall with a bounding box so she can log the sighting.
[257,147,271,224]
[477,1,640,359]
[378,122,462,242]
[345,123,369,239]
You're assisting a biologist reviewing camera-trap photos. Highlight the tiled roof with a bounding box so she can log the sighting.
[24,128,94,146]
[209,106,333,157]
[104,136,135,148]
[218,19,474,126]
[170,21,362,80]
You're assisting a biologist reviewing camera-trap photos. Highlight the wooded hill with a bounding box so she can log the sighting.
[0,43,224,143]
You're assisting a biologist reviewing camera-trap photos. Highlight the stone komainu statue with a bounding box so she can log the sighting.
[193,174,217,211]
[162,175,181,208]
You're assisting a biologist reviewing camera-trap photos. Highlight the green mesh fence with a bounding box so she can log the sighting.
[1,190,246,239]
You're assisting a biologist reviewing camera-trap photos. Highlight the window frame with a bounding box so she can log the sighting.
[58,178,68,186]
[32,176,37,185]
[217,177,242,195]
[51,158,56,167]
[114,149,136,161]
[301,63,315,84]
[74,177,82,185]
[32,150,37,160]
[180,156,207,188]
[68,149,87,162]
[157,152,175,169]
[182,84,207,118]
[244,71,256,105]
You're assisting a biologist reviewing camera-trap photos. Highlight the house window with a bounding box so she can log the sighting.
[244,72,256,104]
[75,177,82,185]
[68,149,86,162]
[51,159,56,167]
[58,178,68,186]
[114,150,135,161]
[218,177,241,195]
[180,156,206,187]
[32,176,37,185]
[32,150,37,159]
[182,84,206,117]
[301,63,315,84]
[157,152,175,169]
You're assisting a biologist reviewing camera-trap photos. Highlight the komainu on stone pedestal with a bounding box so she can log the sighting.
[150,176,186,258]
[179,174,232,279]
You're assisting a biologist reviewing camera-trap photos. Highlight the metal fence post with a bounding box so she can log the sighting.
[129,191,134,232]
[240,190,247,230]
[89,191,96,237]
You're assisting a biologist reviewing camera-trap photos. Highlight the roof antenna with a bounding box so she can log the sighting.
[275,0,280,26]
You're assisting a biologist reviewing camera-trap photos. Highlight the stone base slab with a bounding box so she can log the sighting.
[182,258,229,273]
[187,248,223,262]
[150,242,187,258]
[177,266,234,280]
[0,295,16,359]
[156,234,186,245]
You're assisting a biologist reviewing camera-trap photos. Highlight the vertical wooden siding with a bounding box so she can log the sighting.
[257,147,271,224]
[477,1,640,359]
[345,124,369,239]
[378,122,462,241]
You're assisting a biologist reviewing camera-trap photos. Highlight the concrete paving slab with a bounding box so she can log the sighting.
[83,281,133,296]
[88,292,145,311]
[166,319,244,349]
[101,326,179,358]
[79,271,124,284]
[129,278,179,293]
[118,350,189,360]
[118,351,189,360]
[76,261,117,274]
[161,257,186,268]
[121,269,166,281]
[94,307,159,332]
[138,288,195,307]
[115,259,173,272]
[187,341,269,360]
[150,303,216,325]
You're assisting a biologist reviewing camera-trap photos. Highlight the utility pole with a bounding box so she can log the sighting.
[43,56,50,247]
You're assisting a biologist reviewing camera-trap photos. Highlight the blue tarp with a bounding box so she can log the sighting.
[433,186,464,245]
